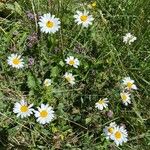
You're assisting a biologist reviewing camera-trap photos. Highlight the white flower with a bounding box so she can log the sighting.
[95,98,109,110]
[43,79,52,87]
[13,99,34,118]
[74,10,94,28]
[34,104,55,125]
[120,92,131,106]
[122,77,137,90]
[65,56,80,68]
[64,72,75,85]
[123,33,137,45]
[110,126,128,146]
[7,54,24,69]
[103,122,117,139]
[38,13,60,34]
[79,3,87,6]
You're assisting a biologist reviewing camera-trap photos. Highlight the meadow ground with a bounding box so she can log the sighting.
[0,0,150,149]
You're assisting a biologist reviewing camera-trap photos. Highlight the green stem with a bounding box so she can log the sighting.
[30,0,38,32]
[70,26,83,48]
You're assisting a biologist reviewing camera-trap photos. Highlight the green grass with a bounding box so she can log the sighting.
[0,0,150,149]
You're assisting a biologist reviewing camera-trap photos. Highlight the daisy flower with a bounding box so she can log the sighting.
[7,54,24,69]
[110,126,128,146]
[95,98,109,110]
[38,13,60,34]
[64,72,75,85]
[123,33,137,45]
[43,79,52,87]
[120,92,131,106]
[122,77,137,90]
[34,104,55,125]
[13,99,34,118]
[103,122,117,139]
[65,56,80,68]
[74,10,94,28]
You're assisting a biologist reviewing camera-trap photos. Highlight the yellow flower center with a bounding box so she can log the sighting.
[108,127,114,133]
[127,82,133,89]
[121,94,127,101]
[69,60,75,65]
[44,80,50,86]
[20,105,28,112]
[98,99,104,104]
[45,81,49,85]
[80,15,88,22]
[46,20,54,28]
[92,2,96,7]
[115,131,122,139]
[40,110,48,118]
[66,77,71,82]
[13,58,20,65]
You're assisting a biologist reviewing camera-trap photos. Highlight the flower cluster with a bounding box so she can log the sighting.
[123,33,137,45]
[103,122,128,146]
[7,54,80,86]
[42,56,80,86]
[13,99,55,125]
[64,56,80,85]
[95,77,137,112]
[38,11,94,34]
[8,9,138,147]
[94,77,137,146]
[26,32,38,48]
[120,77,137,106]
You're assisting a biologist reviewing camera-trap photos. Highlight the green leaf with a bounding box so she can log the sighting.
[14,2,22,15]
[0,2,5,10]
[6,2,23,15]
[51,66,60,77]
[27,72,39,90]
[59,60,65,67]
[85,117,92,124]
[6,3,15,11]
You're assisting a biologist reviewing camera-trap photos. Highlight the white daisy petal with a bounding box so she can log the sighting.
[13,99,34,118]
[120,92,131,106]
[122,77,137,90]
[65,56,80,68]
[95,98,109,110]
[103,122,117,139]
[34,103,55,125]
[64,72,75,85]
[7,54,24,69]
[110,126,128,146]
[38,13,61,34]
[43,79,52,87]
[74,10,94,28]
